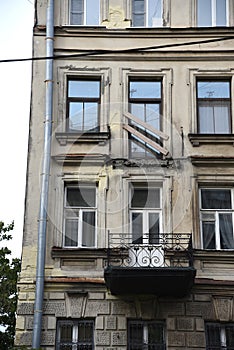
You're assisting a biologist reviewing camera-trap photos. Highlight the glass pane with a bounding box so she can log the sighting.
[60,323,73,342]
[70,0,83,25]
[68,80,100,98]
[198,101,231,134]
[130,137,156,159]
[202,221,216,249]
[129,322,144,349]
[82,211,95,247]
[132,0,145,26]
[78,321,93,343]
[132,212,143,244]
[129,81,161,99]
[131,187,160,208]
[148,0,162,27]
[146,104,160,129]
[214,103,230,133]
[201,189,232,209]
[86,0,100,25]
[65,219,78,246]
[219,213,234,249]
[130,103,160,129]
[206,323,221,347]
[69,102,83,131]
[149,212,160,244]
[66,187,96,207]
[198,104,215,133]
[226,325,234,347]
[83,102,99,131]
[216,0,226,26]
[148,322,164,347]
[198,81,230,98]
[197,0,212,26]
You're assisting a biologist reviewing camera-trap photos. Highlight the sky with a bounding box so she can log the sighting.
[0,1,34,257]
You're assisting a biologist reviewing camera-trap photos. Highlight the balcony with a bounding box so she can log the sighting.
[104,233,196,297]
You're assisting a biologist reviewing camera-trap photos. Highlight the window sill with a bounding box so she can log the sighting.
[51,246,107,259]
[188,133,234,146]
[55,131,110,145]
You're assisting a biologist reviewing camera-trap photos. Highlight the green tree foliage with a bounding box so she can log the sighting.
[0,222,21,349]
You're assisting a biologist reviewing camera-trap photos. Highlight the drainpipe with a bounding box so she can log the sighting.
[32,0,54,348]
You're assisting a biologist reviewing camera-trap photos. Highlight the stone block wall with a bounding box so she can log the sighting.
[15,285,234,349]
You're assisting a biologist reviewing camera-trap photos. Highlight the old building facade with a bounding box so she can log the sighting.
[16,0,234,349]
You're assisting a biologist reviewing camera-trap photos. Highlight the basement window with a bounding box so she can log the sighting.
[206,322,234,349]
[128,320,166,349]
[56,319,94,350]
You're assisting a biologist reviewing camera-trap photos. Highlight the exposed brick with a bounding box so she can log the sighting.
[112,331,127,346]
[111,301,136,316]
[106,316,117,330]
[85,301,110,316]
[159,302,185,317]
[186,302,214,319]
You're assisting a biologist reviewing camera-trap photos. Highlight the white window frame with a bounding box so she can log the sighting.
[197,0,229,27]
[63,184,97,248]
[69,0,101,26]
[130,184,162,243]
[131,0,163,27]
[199,188,234,250]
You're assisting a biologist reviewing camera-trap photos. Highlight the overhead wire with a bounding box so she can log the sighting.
[0,35,233,64]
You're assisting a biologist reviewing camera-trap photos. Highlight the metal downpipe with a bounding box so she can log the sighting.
[32,0,54,348]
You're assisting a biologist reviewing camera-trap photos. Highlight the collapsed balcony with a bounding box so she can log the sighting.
[104,233,196,297]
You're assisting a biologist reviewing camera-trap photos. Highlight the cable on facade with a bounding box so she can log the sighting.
[0,35,234,64]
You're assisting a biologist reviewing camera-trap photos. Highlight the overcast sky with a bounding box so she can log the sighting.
[0,1,34,257]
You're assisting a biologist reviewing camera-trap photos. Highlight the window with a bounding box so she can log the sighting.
[67,78,101,132]
[130,184,162,244]
[128,320,166,350]
[56,319,94,350]
[128,79,162,157]
[70,0,100,25]
[64,184,96,248]
[200,188,234,250]
[132,0,163,27]
[197,80,231,134]
[206,322,234,349]
[197,0,228,27]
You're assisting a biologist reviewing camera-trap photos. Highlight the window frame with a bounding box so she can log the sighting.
[128,319,166,350]
[131,0,164,27]
[66,77,101,133]
[69,0,101,26]
[205,322,234,349]
[128,77,163,158]
[63,183,97,248]
[196,79,232,134]
[199,187,234,250]
[56,319,94,350]
[197,0,229,27]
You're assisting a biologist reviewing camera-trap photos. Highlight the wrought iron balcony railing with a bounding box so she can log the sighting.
[106,232,193,268]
